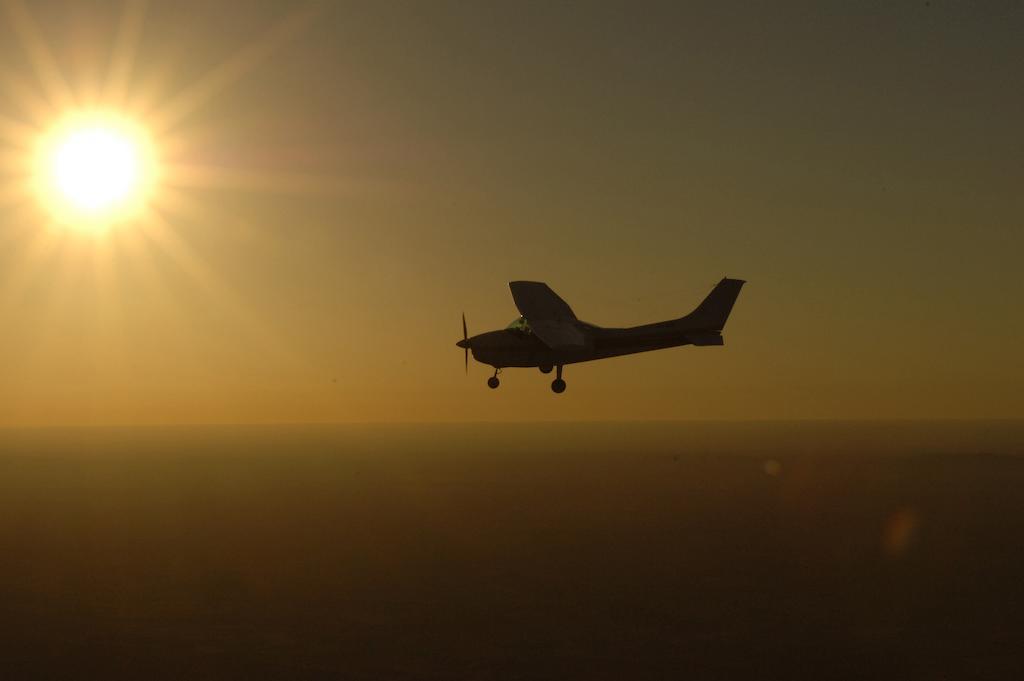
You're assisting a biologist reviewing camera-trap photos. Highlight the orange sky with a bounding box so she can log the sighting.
[0,1,1021,426]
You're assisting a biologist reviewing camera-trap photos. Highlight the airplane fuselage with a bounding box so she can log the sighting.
[466,319,718,369]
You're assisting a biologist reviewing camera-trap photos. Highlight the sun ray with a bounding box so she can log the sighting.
[0,221,64,311]
[122,42,186,118]
[150,5,319,136]
[0,65,56,127]
[143,201,304,366]
[45,233,87,312]
[0,112,36,147]
[161,162,360,196]
[87,233,129,370]
[110,213,186,335]
[2,0,76,110]
[0,215,40,290]
[156,124,224,163]
[152,183,248,234]
[150,183,290,265]
[102,0,148,107]
[14,233,102,401]
[0,144,30,180]
[0,168,33,211]
[0,212,34,248]
[0,190,26,211]
[140,206,252,319]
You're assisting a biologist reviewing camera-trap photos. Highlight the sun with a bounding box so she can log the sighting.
[52,126,139,211]
[34,112,158,229]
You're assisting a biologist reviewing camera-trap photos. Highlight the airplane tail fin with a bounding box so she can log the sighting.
[676,278,745,331]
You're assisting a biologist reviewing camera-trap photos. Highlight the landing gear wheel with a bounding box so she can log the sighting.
[551,365,565,393]
[487,376,500,389]
[539,365,553,374]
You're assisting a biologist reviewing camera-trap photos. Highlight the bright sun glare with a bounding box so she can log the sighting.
[35,113,157,228]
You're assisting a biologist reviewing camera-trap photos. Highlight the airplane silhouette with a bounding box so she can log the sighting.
[457,278,745,393]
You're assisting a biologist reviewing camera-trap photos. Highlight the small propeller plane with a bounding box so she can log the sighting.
[457,277,745,393]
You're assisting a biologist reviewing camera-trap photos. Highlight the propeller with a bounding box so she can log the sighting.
[462,313,468,373]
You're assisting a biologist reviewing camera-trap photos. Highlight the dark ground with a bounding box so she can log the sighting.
[1,421,1022,680]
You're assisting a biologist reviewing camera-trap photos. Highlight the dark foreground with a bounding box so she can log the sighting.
[1,421,1023,680]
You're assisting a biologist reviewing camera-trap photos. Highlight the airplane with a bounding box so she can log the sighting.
[457,277,745,393]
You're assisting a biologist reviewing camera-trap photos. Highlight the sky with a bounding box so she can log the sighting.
[0,0,1021,426]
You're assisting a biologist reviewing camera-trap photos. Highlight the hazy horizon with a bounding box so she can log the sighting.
[4,419,1023,457]
[3,416,1024,432]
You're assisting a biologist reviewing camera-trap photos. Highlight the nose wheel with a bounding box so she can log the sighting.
[550,365,566,393]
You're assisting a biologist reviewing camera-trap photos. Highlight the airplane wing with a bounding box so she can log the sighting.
[529,319,587,348]
[509,281,587,348]
[509,281,577,321]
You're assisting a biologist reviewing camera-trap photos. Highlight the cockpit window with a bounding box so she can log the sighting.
[505,316,531,333]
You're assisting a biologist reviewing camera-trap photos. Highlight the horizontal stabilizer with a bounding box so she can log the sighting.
[688,332,724,346]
